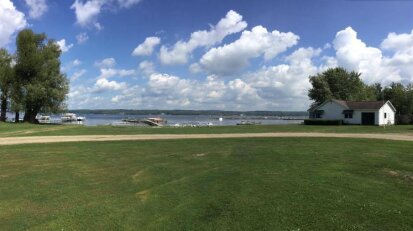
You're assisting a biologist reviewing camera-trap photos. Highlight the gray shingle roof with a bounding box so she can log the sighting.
[332,99,387,110]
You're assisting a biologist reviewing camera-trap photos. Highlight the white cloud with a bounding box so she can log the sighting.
[71,0,142,29]
[117,0,142,8]
[76,32,89,44]
[139,60,155,76]
[71,0,102,28]
[197,25,299,75]
[0,0,27,47]
[159,10,247,65]
[62,59,82,72]
[94,78,127,92]
[73,59,82,66]
[95,57,116,68]
[71,69,87,81]
[25,0,48,19]
[56,39,74,53]
[381,30,413,51]
[98,68,136,79]
[68,25,413,110]
[333,27,400,84]
[132,37,161,56]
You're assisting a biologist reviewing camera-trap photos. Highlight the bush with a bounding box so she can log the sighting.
[396,115,413,125]
[304,119,343,125]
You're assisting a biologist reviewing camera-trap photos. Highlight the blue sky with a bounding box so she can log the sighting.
[1,0,413,110]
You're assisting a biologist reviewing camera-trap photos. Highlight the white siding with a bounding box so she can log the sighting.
[317,101,346,120]
[378,103,395,125]
[313,100,396,125]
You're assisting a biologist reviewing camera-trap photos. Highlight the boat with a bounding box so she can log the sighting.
[121,117,166,126]
[76,116,86,122]
[61,113,77,122]
[37,115,51,124]
[236,121,262,125]
[142,117,166,126]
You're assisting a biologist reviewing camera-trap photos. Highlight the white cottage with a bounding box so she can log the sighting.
[308,99,396,125]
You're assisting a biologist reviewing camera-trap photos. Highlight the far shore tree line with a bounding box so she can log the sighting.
[0,29,69,123]
[308,67,413,124]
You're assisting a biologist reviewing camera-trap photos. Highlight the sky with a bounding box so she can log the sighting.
[1,0,413,110]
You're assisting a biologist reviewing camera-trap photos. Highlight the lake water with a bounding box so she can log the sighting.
[6,112,306,126]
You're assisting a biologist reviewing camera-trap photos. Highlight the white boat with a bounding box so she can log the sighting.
[76,116,86,122]
[37,115,51,124]
[61,113,78,122]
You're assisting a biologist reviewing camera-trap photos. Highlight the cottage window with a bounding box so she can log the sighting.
[384,113,387,118]
[313,110,324,119]
[343,110,353,119]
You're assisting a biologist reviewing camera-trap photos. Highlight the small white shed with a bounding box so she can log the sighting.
[308,99,396,125]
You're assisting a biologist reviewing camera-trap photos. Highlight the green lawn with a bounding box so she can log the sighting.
[0,122,412,137]
[1,138,413,230]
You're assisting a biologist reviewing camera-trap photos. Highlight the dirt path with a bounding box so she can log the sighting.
[0,132,412,146]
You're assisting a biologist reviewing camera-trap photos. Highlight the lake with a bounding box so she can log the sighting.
[6,112,306,126]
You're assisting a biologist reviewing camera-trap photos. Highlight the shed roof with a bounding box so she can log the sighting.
[309,99,396,112]
[333,100,387,110]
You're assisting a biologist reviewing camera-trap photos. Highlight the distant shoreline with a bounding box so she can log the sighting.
[68,109,308,117]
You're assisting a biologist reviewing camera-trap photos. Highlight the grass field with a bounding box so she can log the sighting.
[1,137,413,230]
[0,122,412,137]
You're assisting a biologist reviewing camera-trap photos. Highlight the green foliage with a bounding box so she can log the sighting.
[304,119,343,125]
[14,29,69,122]
[382,83,413,115]
[308,68,413,119]
[0,49,14,121]
[308,67,366,105]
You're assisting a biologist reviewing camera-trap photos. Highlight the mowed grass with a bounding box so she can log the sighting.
[1,138,413,230]
[0,122,412,137]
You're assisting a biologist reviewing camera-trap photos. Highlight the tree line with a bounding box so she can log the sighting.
[308,67,413,122]
[0,29,69,123]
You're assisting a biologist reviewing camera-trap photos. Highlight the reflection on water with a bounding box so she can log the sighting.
[5,112,306,126]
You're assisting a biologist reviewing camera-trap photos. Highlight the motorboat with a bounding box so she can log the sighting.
[37,115,51,124]
[61,113,78,122]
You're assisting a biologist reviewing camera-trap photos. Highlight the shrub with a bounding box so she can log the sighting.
[395,115,413,125]
[304,119,343,125]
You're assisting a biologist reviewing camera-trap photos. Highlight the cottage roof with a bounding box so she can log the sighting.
[332,100,387,110]
[309,99,396,112]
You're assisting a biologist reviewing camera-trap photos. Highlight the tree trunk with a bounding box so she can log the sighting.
[0,94,7,122]
[15,112,19,123]
[23,109,39,124]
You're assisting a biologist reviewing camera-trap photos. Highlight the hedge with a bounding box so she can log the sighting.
[304,119,343,125]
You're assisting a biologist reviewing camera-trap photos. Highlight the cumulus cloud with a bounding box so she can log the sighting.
[94,57,136,79]
[196,25,299,75]
[56,39,74,53]
[159,10,247,65]
[139,60,155,76]
[71,0,142,29]
[98,68,136,79]
[94,78,127,92]
[76,32,89,44]
[71,0,102,28]
[0,0,27,47]
[25,0,48,19]
[68,24,413,110]
[333,27,404,84]
[71,69,87,81]
[95,57,116,68]
[132,37,161,56]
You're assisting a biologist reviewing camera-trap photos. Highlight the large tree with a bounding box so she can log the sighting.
[308,67,370,106]
[0,49,14,122]
[14,29,69,123]
[382,82,413,115]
